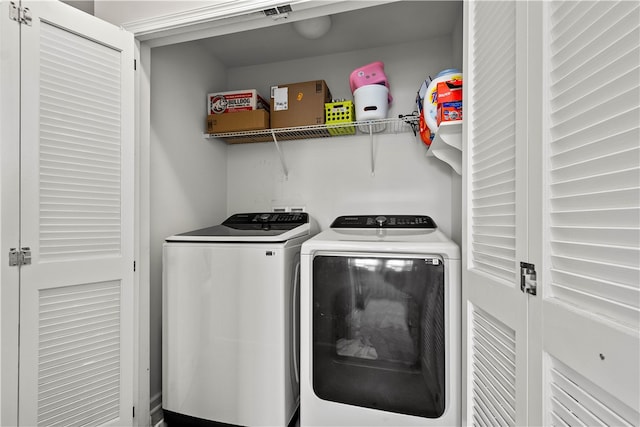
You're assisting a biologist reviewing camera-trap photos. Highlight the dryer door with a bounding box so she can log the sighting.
[312,254,445,418]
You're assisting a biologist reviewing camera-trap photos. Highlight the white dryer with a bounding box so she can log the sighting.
[163,212,318,427]
[300,215,461,426]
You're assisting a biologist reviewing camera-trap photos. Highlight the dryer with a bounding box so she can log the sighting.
[300,215,461,426]
[163,212,318,427]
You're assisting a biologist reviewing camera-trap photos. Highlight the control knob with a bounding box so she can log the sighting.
[375,215,387,227]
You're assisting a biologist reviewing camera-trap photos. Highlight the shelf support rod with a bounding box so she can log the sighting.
[369,124,375,175]
[271,130,289,179]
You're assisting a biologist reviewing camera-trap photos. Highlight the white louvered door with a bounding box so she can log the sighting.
[18,1,135,425]
[462,1,529,426]
[465,0,640,426]
[535,1,640,425]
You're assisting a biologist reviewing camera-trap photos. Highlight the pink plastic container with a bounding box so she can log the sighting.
[349,61,392,103]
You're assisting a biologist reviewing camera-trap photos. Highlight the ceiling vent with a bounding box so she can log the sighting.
[263,4,292,19]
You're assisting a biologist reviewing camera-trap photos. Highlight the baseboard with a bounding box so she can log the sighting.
[150,392,163,426]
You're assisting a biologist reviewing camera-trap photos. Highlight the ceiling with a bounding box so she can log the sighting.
[195,1,463,68]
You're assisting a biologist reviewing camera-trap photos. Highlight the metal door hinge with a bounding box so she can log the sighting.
[9,2,32,26]
[520,262,537,296]
[9,1,18,21]
[9,247,31,267]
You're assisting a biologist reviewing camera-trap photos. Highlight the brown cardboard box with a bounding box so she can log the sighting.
[207,109,270,134]
[270,80,332,128]
[207,89,269,115]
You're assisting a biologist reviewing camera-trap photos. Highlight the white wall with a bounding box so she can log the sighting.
[226,37,461,237]
[149,40,228,402]
[61,0,94,15]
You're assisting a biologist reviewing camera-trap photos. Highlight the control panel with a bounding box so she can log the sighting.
[330,215,436,229]
[223,212,308,227]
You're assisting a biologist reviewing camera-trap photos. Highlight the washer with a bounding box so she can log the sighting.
[300,215,461,426]
[162,212,318,427]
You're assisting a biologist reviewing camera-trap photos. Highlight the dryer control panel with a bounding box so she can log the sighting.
[330,215,436,229]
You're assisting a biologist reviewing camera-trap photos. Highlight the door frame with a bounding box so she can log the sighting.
[525,1,544,425]
[134,39,152,426]
[0,4,22,425]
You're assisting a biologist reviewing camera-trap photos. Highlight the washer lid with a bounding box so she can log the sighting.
[331,215,436,229]
[166,212,312,242]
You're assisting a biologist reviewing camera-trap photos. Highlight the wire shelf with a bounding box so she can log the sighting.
[204,116,419,144]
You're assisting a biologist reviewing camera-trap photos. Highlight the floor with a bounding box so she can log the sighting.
[157,409,300,427]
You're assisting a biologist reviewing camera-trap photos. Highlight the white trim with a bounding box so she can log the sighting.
[122,0,397,47]
[135,40,152,427]
[0,2,21,425]
[150,391,163,426]
[460,1,470,422]
[526,1,544,425]
[122,0,310,36]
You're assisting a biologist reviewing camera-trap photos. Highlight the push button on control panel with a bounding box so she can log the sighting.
[375,216,387,227]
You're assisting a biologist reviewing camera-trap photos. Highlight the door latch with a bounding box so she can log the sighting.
[520,262,537,296]
[9,247,31,267]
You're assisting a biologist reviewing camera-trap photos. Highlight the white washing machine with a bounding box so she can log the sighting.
[162,212,318,427]
[300,215,461,426]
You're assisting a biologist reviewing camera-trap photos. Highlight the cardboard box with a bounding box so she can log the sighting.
[436,80,462,104]
[270,80,332,128]
[436,79,463,125]
[437,101,463,125]
[207,109,270,134]
[208,89,269,115]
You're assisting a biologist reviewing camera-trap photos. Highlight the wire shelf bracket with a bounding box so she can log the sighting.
[204,116,420,177]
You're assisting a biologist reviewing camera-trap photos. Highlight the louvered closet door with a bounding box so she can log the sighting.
[539,1,640,425]
[18,1,135,425]
[462,1,529,426]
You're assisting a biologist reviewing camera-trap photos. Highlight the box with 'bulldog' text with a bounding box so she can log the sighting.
[207,89,269,115]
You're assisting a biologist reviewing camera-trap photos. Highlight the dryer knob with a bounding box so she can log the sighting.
[375,215,387,227]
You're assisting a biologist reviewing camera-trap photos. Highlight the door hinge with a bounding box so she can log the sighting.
[9,2,32,26]
[9,247,31,267]
[132,406,135,418]
[520,262,537,296]
[133,261,136,272]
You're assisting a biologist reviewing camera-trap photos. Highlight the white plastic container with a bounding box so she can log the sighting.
[354,84,389,132]
[354,84,389,120]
